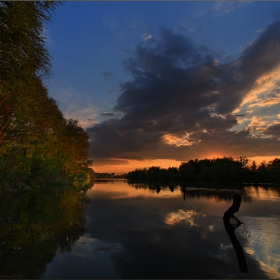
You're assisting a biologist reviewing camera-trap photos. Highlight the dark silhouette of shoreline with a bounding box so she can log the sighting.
[124,157,280,184]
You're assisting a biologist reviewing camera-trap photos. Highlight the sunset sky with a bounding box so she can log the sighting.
[46,2,280,173]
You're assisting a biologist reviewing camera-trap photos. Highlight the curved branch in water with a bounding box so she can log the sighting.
[223,194,248,273]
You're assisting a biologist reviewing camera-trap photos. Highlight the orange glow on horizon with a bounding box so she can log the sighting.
[90,155,280,174]
[91,158,182,173]
[248,155,280,164]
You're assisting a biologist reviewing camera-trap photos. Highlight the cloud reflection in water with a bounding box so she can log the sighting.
[165,209,206,227]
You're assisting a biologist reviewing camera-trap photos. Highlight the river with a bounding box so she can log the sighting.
[1,180,280,278]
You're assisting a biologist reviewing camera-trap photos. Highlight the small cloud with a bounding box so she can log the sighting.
[101,112,115,117]
[212,2,222,11]
[162,133,195,147]
[101,71,113,79]
[212,2,234,15]
[143,34,152,41]
[256,28,265,33]
[103,13,119,30]
[246,110,253,114]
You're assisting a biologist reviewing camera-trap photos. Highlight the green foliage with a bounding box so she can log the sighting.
[0,1,59,141]
[0,2,91,190]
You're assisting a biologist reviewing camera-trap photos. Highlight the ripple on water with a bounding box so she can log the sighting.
[238,216,280,277]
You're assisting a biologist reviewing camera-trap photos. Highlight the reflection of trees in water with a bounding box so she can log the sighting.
[243,184,280,200]
[128,181,280,202]
[0,186,92,278]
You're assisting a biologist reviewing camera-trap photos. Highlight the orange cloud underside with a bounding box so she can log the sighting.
[241,68,280,107]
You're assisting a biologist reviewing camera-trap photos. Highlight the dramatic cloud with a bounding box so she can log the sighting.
[87,20,280,163]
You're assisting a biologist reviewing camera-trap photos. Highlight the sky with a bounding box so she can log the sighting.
[45,1,280,173]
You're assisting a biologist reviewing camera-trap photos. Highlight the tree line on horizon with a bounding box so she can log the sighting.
[0,2,92,190]
[125,156,280,182]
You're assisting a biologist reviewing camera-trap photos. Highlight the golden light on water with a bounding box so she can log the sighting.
[244,186,280,201]
[243,216,280,279]
[88,180,182,199]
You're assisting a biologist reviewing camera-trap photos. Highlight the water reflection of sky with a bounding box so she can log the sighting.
[43,180,280,279]
[43,234,122,278]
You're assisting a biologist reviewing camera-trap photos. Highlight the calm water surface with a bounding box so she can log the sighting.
[1,180,280,278]
[42,180,280,279]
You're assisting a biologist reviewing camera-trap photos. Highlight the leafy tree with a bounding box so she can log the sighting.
[0,1,92,189]
[268,158,280,171]
[257,161,267,172]
[0,1,59,141]
[57,119,90,176]
[250,160,257,172]
[236,156,251,172]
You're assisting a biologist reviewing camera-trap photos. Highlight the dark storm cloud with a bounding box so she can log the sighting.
[265,123,280,136]
[87,20,280,160]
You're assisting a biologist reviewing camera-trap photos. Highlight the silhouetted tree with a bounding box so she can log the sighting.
[179,160,195,178]
[268,158,280,171]
[257,161,267,173]
[250,160,257,172]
